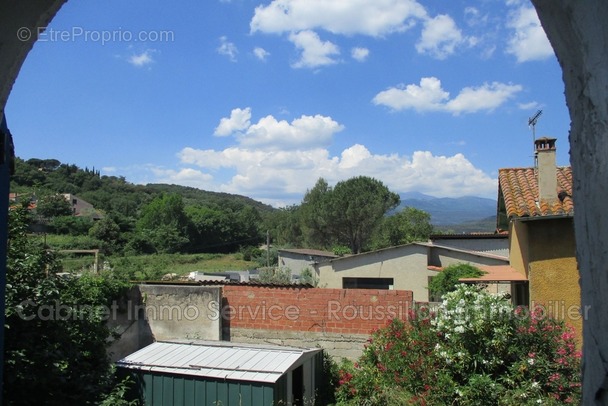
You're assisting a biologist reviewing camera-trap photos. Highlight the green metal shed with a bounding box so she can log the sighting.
[116,340,322,406]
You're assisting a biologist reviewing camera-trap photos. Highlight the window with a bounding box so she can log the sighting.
[342,277,394,290]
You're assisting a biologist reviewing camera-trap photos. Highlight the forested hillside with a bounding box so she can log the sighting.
[10,158,436,258]
[10,157,273,255]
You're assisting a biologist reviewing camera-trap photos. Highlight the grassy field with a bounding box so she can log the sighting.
[57,252,257,280]
[36,233,259,280]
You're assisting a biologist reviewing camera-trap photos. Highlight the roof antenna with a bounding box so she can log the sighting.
[528,109,542,165]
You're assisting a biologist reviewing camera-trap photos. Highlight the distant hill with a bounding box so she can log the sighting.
[397,192,497,231]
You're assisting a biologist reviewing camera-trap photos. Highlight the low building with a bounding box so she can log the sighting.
[277,248,338,280]
[117,340,323,406]
[316,243,508,302]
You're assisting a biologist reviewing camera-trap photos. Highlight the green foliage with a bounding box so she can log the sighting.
[428,263,484,300]
[301,176,400,254]
[89,216,121,254]
[11,157,271,256]
[36,193,73,218]
[335,285,582,405]
[299,267,318,286]
[253,247,278,268]
[49,215,94,235]
[316,350,340,406]
[332,245,351,256]
[373,206,434,248]
[4,205,133,405]
[258,267,292,284]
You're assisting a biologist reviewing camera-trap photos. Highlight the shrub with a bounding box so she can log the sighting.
[336,284,581,405]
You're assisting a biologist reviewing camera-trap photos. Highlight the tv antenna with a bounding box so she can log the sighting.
[528,109,543,141]
[528,110,543,159]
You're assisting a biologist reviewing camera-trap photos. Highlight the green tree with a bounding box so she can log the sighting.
[89,216,121,254]
[36,193,73,218]
[373,207,434,249]
[428,263,484,300]
[300,178,333,249]
[136,193,190,253]
[4,205,131,404]
[328,176,400,253]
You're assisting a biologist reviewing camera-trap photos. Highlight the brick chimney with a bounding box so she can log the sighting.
[535,137,557,203]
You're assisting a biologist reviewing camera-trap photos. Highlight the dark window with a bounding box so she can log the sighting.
[342,277,394,290]
[512,282,530,307]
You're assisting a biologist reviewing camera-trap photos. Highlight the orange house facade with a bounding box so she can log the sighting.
[495,137,581,341]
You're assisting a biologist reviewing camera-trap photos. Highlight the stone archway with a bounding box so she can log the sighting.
[2,1,608,404]
[0,0,67,116]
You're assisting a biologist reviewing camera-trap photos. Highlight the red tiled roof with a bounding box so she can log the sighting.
[498,166,573,218]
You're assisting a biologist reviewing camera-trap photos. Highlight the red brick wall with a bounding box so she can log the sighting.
[221,286,413,335]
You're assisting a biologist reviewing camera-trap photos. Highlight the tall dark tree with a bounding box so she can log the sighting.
[300,178,333,249]
[329,176,400,253]
[301,176,400,253]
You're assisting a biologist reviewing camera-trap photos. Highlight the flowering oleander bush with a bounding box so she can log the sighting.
[335,284,581,405]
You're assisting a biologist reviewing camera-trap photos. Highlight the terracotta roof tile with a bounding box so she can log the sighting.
[498,167,573,218]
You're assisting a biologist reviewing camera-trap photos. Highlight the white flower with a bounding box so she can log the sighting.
[528,358,535,365]
[531,381,539,388]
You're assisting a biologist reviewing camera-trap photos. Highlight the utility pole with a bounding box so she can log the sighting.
[266,230,270,267]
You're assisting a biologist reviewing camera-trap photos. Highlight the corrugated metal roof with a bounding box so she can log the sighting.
[117,341,321,384]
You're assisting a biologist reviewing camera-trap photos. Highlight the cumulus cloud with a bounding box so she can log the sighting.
[506,5,553,62]
[217,36,238,61]
[289,30,340,68]
[128,49,157,67]
[176,144,496,206]
[253,47,270,61]
[351,47,370,62]
[212,108,344,149]
[416,14,464,59]
[214,107,252,136]
[250,0,427,37]
[372,77,522,115]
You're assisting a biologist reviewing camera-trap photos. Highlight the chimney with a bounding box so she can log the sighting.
[535,137,557,203]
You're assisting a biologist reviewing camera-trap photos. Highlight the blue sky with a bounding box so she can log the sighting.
[6,0,570,207]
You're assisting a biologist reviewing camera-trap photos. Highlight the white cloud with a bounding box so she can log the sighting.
[214,107,252,136]
[253,47,270,61]
[151,167,214,189]
[518,101,541,110]
[242,114,344,149]
[351,47,370,62]
[506,5,553,62]
[373,77,522,115]
[445,82,523,115]
[175,144,496,206]
[212,108,344,150]
[288,30,340,69]
[128,49,157,67]
[373,77,449,113]
[250,0,428,37]
[217,36,238,61]
[416,14,464,59]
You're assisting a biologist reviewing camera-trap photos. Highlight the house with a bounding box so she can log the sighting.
[316,242,509,302]
[463,137,581,340]
[277,248,338,280]
[117,340,323,406]
[62,193,102,218]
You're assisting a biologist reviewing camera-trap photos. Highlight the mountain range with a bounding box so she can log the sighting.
[397,192,497,232]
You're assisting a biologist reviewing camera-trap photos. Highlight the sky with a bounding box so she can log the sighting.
[5,0,571,207]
